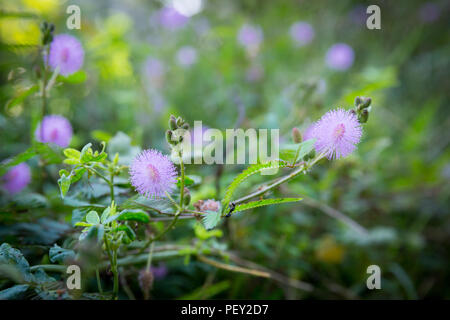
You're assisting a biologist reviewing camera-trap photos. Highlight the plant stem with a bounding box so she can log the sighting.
[112,248,119,300]
[140,209,182,253]
[179,154,185,209]
[234,154,324,205]
[96,268,103,294]
[110,172,115,202]
[197,255,271,278]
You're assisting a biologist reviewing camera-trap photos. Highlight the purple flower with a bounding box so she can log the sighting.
[158,7,188,30]
[2,163,31,195]
[419,2,440,23]
[325,43,355,71]
[129,149,177,198]
[48,34,84,76]
[237,24,263,49]
[35,115,73,147]
[176,46,198,68]
[310,109,362,160]
[303,123,316,142]
[290,22,315,46]
[152,264,169,280]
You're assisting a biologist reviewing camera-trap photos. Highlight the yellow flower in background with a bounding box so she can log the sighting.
[315,235,345,264]
[22,0,60,16]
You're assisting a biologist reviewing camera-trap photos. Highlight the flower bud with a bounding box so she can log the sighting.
[183,187,191,206]
[362,97,372,109]
[292,127,302,143]
[181,123,189,130]
[166,130,177,145]
[138,269,154,300]
[354,96,362,107]
[176,116,183,127]
[169,115,177,130]
[359,109,369,123]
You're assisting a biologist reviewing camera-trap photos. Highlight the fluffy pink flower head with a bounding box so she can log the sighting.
[48,34,84,76]
[2,163,31,195]
[129,149,177,198]
[311,109,362,160]
[35,115,73,148]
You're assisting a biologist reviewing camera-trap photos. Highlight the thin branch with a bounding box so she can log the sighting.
[197,255,271,278]
[302,197,368,236]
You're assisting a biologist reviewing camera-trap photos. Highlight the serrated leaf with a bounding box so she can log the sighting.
[117,209,149,223]
[202,210,221,230]
[85,211,100,224]
[234,198,303,213]
[221,160,290,211]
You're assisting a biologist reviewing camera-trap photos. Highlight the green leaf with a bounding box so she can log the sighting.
[57,70,87,84]
[117,209,149,223]
[0,147,36,177]
[221,160,290,211]
[75,222,92,227]
[0,284,30,300]
[79,143,92,163]
[49,245,75,263]
[115,224,136,243]
[176,175,201,188]
[234,198,303,214]
[295,139,316,161]
[202,210,221,230]
[85,211,100,224]
[0,243,33,283]
[6,85,38,110]
[57,174,71,198]
[100,206,111,224]
[63,148,81,159]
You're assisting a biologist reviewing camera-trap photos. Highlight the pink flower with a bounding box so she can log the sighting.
[129,149,177,198]
[309,109,362,160]
[35,115,73,148]
[48,34,84,76]
[2,163,31,195]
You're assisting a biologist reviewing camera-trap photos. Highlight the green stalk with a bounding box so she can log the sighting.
[179,154,185,209]
[96,268,103,294]
[234,153,325,204]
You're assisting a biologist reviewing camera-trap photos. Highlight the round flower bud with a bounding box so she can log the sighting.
[292,127,302,143]
[183,187,191,206]
[359,109,369,123]
[169,115,177,130]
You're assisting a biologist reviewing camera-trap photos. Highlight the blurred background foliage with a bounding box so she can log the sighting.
[0,0,449,299]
